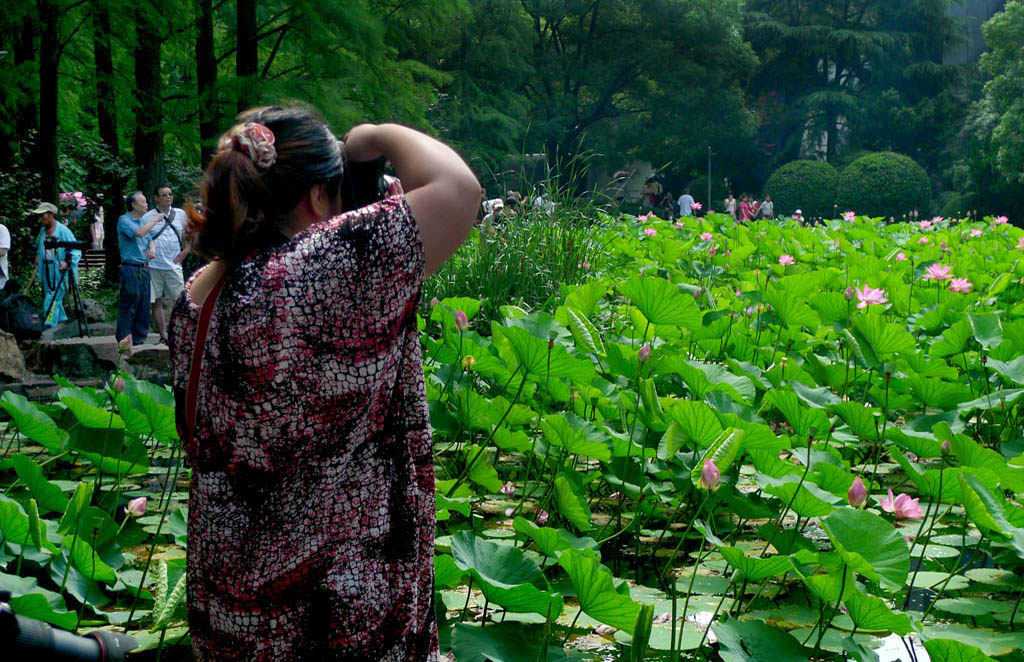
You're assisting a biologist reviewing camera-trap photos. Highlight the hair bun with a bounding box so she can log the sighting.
[225,122,277,169]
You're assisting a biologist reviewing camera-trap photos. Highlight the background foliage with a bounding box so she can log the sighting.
[765,159,839,219]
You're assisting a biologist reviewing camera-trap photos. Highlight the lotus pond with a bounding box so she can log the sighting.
[2,211,1024,662]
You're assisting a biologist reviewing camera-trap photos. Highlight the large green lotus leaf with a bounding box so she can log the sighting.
[566,307,606,357]
[135,390,178,443]
[922,638,996,662]
[452,623,574,662]
[58,481,95,535]
[432,297,481,323]
[450,531,562,618]
[821,508,910,591]
[968,312,1003,350]
[434,554,467,589]
[791,381,843,408]
[542,414,611,462]
[2,455,69,514]
[558,547,643,635]
[60,395,125,429]
[843,588,912,634]
[114,392,150,437]
[764,287,820,330]
[851,313,916,357]
[664,400,723,451]
[455,386,502,431]
[718,546,792,581]
[62,534,117,583]
[764,390,830,439]
[71,429,149,476]
[842,328,881,370]
[0,391,65,452]
[463,445,503,493]
[932,597,1011,617]
[957,388,1024,414]
[500,325,594,384]
[929,319,972,358]
[763,479,836,518]
[987,356,1024,385]
[792,562,855,603]
[962,474,1024,561]
[810,291,850,325]
[713,616,811,662]
[554,468,592,532]
[829,402,881,442]
[616,276,703,328]
[565,279,609,318]
[905,375,972,411]
[945,431,1024,492]
[657,357,754,403]
[9,593,79,630]
[513,517,571,557]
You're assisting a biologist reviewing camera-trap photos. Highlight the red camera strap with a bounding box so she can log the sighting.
[185,271,228,443]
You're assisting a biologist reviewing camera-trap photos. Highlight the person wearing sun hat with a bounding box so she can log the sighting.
[29,201,82,327]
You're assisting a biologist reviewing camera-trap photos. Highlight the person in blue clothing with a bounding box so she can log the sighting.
[31,202,82,328]
[116,191,160,345]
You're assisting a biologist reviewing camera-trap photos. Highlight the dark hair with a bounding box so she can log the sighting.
[187,105,345,261]
[126,191,143,210]
[154,184,172,197]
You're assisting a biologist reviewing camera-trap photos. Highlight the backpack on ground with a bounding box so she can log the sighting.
[0,289,43,340]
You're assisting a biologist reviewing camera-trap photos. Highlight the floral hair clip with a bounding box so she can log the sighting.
[229,122,277,169]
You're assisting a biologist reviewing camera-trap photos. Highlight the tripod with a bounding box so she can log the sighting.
[41,238,91,338]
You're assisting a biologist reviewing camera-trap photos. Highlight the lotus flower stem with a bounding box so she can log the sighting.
[673,535,709,660]
[902,456,947,609]
[810,561,847,653]
[657,492,711,591]
[759,434,814,556]
[920,522,987,621]
[696,572,735,651]
[1008,584,1023,632]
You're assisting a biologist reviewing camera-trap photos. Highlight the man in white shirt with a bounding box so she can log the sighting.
[0,221,10,291]
[677,188,695,216]
[143,185,189,344]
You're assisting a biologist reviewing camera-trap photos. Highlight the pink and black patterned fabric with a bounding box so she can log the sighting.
[168,196,438,661]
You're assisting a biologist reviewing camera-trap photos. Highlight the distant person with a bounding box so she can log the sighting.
[143,184,189,345]
[724,193,736,220]
[760,194,774,219]
[90,208,105,250]
[641,177,663,212]
[117,191,160,345]
[677,187,695,216]
[31,202,82,327]
[793,208,804,224]
[533,186,555,214]
[0,219,9,291]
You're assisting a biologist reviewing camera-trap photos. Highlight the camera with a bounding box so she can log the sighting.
[1,590,138,660]
[340,157,389,212]
[42,237,92,252]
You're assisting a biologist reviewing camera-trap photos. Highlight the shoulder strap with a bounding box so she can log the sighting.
[184,271,229,443]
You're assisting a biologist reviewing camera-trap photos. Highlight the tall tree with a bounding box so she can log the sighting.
[197,0,218,163]
[134,0,164,195]
[37,0,60,203]
[93,0,124,282]
[236,0,257,113]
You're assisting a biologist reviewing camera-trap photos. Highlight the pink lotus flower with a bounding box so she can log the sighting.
[919,220,932,230]
[969,229,983,238]
[994,215,1009,225]
[674,222,685,229]
[778,254,795,266]
[735,289,742,296]
[848,477,867,508]
[500,481,515,497]
[700,459,720,491]
[700,232,714,241]
[595,624,618,635]
[843,210,856,222]
[126,497,147,518]
[454,310,469,330]
[644,228,657,237]
[895,253,908,262]
[918,237,929,244]
[691,201,703,211]
[637,213,651,222]
[878,488,923,520]
[949,278,973,293]
[922,263,953,281]
[536,509,549,525]
[932,216,944,224]
[637,343,651,363]
[1017,236,1024,249]
[609,491,622,500]
[855,285,888,309]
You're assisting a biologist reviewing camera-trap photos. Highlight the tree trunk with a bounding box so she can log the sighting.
[36,0,59,204]
[93,0,123,283]
[236,0,258,113]
[133,1,164,197]
[14,12,38,168]
[197,0,218,164]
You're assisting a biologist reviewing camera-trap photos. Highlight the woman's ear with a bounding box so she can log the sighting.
[305,183,332,221]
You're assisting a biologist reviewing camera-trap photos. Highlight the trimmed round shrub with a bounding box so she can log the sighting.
[765,160,839,219]
[688,175,730,212]
[837,152,931,219]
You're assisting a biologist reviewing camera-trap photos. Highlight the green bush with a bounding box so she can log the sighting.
[688,175,730,212]
[837,151,931,219]
[765,160,839,219]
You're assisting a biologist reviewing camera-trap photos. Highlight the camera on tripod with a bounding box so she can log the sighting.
[42,237,92,252]
[1,590,138,660]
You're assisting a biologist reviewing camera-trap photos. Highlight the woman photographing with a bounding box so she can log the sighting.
[169,106,479,661]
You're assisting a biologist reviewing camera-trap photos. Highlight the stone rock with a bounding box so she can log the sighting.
[40,320,115,341]
[0,329,26,382]
[82,298,108,323]
[23,333,169,383]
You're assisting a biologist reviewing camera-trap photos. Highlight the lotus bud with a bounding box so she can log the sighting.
[700,459,720,491]
[454,309,469,331]
[536,509,549,525]
[941,440,951,455]
[429,297,440,306]
[118,335,133,355]
[637,343,651,363]
[112,376,125,393]
[461,355,476,370]
[844,286,856,301]
[847,477,867,508]
[126,497,147,517]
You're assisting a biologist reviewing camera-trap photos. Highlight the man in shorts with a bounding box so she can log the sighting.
[143,184,189,345]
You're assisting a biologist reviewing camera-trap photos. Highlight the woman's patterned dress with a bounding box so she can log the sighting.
[168,196,438,661]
